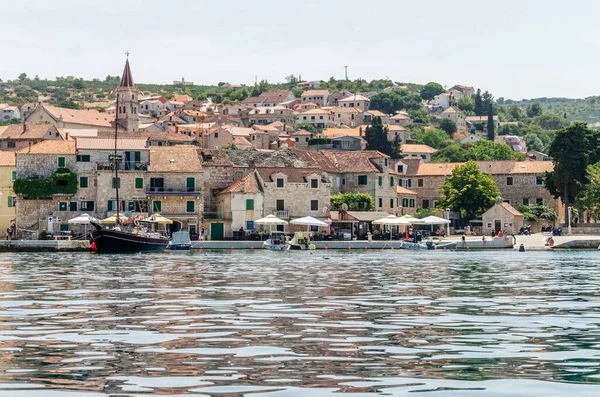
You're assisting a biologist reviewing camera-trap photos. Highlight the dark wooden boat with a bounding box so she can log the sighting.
[91,222,168,253]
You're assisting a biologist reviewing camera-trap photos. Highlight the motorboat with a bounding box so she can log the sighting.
[399,240,457,250]
[289,231,315,250]
[263,231,289,251]
[167,231,192,250]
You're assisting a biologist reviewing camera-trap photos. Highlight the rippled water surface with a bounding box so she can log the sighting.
[0,250,600,396]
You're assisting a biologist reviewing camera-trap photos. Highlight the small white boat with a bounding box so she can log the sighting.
[167,231,192,251]
[289,231,315,250]
[263,231,289,251]
[400,240,457,250]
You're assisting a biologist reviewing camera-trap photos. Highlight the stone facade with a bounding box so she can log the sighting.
[482,202,524,235]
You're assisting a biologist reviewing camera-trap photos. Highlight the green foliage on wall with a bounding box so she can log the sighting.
[13,168,78,199]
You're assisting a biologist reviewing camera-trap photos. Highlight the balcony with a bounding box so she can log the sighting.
[146,188,201,196]
[203,211,232,221]
[97,162,149,171]
[274,210,289,219]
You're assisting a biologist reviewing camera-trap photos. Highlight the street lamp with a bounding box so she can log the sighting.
[567,206,572,235]
[445,208,451,236]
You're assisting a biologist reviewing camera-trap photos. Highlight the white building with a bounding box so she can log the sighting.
[0,104,21,121]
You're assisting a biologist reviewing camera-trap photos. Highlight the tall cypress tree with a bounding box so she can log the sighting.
[487,103,495,141]
[474,89,483,116]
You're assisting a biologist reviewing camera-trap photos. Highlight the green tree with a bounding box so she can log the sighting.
[474,89,483,116]
[487,103,495,141]
[468,140,525,161]
[330,193,375,211]
[407,108,429,124]
[365,117,392,154]
[391,132,402,159]
[482,91,494,111]
[524,133,545,152]
[533,113,569,130]
[526,102,543,118]
[438,118,457,135]
[415,128,451,149]
[431,143,475,163]
[420,82,445,101]
[18,73,27,81]
[296,123,318,134]
[507,104,523,121]
[545,122,600,226]
[439,161,501,219]
[576,162,600,221]
[457,97,474,113]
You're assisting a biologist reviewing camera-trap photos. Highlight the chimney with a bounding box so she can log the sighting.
[28,141,31,153]
[359,127,363,137]
[22,122,26,134]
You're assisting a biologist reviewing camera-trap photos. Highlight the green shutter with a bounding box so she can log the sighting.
[378,176,382,186]
[135,178,143,189]
[410,199,415,208]
[186,177,195,191]
[107,200,113,211]
[407,179,412,188]
[79,176,88,188]
[153,200,162,213]
[57,157,65,168]
[246,199,254,210]
[60,224,69,231]
[112,177,120,189]
[11,171,16,181]
[7,196,13,208]
[186,201,195,213]
[389,176,394,186]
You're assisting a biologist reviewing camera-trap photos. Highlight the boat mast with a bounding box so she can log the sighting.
[114,92,120,225]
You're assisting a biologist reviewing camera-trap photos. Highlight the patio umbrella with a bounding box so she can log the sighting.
[142,213,173,225]
[399,214,424,224]
[68,213,98,238]
[291,216,328,228]
[255,214,288,232]
[100,214,123,225]
[420,215,451,233]
[372,215,412,239]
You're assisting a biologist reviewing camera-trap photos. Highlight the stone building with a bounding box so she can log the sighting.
[200,150,235,240]
[216,171,264,237]
[0,152,16,232]
[0,124,65,152]
[482,202,524,235]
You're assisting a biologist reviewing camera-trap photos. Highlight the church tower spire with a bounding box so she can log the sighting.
[116,55,139,132]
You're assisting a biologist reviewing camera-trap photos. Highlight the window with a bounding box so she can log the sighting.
[536,198,544,205]
[246,221,254,230]
[59,202,68,211]
[214,132,219,138]
[390,199,394,208]
[378,198,383,208]
[276,178,284,188]
[417,179,424,187]
[246,199,254,210]
[310,179,318,188]
[523,198,530,206]
[80,201,94,211]
[397,165,404,173]
[57,157,66,168]
[112,177,120,189]
[276,199,285,211]
[358,175,368,185]
[152,200,162,213]
[11,171,16,181]
[76,154,90,162]
[504,199,511,204]
[7,141,15,148]
[60,224,69,232]
[378,176,383,186]
[384,158,389,167]
[507,177,513,186]
[69,202,77,211]
[186,201,195,213]
[402,198,409,207]
[536,176,543,185]
[7,196,13,208]
[150,177,164,191]
[342,178,346,185]
[186,177,195,192]
[310,200,319,211]
[79,176,88,188]
[389,176,394,187]
[421,155,427,160]
[409,199,415,208]
[135,178,143,189]
[422,200,430,209]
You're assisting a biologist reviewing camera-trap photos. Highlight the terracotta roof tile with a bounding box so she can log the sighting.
[414,161,553,176]
[0,151,16,166]
[256,167,326,183]
[301,90,329,96]
[221,172,262,194]
[0,124,59,140]
[17,140,76,155]
[401,144,437,154]
[148,146,202,172]
[43,105,113,127]
[75,138,149,150]
[397,186,417,195]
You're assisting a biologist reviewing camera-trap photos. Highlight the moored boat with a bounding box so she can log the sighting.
[289,231,315,250]
[91,221,169,253]
[263,231,289,251]
[167,231,192,251]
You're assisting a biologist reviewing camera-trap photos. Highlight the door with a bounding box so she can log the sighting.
[211,223,224,240]
[189,224,197,240]
[494,220,502,233]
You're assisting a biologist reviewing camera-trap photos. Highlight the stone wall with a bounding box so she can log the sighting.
[262,175,331,219]
[17,154,76,178]
[202,165,234,212]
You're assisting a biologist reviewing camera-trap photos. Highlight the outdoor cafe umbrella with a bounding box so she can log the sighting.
[290,216,329,231]
[68,213,98,238]
[255,214,288,232]
[420,215,451,234]
[142,213,173,225]
[373,215,412,239]
[100,214,123,225]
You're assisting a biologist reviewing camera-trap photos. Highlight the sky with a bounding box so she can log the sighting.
[2,0,599,100]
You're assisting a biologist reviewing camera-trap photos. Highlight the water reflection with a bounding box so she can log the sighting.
[0,251,599,395]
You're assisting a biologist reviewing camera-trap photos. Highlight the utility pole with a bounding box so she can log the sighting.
[344,66,348,81]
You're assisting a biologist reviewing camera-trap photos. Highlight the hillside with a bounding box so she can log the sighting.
[505,97,600,127]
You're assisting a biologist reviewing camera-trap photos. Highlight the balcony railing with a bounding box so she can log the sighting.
[97,162,149,171]
[146,188,201,195]
[274,210,289,219]
[203,211,232,221]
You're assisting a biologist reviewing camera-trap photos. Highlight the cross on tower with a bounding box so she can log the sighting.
[125,50,130,58]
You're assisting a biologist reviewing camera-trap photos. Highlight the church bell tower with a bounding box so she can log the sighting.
[116,56,139,132]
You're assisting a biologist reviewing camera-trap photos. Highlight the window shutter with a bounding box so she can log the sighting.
[186,201,195,213]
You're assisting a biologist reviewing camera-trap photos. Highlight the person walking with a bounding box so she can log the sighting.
[5,228,10,241]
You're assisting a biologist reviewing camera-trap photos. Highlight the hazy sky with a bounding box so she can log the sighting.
[2,0,599,99]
